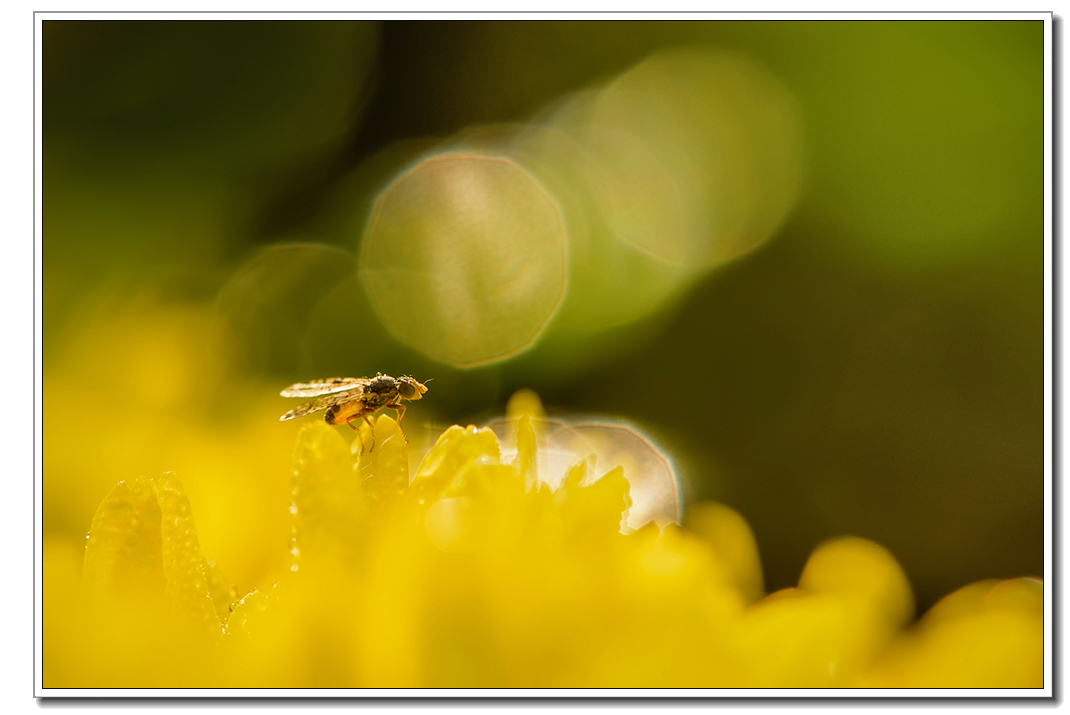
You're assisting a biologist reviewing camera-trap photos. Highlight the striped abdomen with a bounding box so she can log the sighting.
[324,400,367,425]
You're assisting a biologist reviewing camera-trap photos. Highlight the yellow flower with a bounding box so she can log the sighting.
[855,576,1043,688]
[45,393,1043,689]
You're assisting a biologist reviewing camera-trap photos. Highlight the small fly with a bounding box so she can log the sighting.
[279,374,429,450]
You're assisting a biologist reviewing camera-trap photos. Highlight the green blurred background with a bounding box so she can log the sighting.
[43,20,1043,612]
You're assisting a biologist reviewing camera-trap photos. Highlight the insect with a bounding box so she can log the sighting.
[279,374,429,450]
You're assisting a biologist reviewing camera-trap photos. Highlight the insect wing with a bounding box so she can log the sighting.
[279,388,364,421]
[280,377,368,398]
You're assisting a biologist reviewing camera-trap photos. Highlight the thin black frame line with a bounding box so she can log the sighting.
[31,7,36,703]
[34,695,1050,702]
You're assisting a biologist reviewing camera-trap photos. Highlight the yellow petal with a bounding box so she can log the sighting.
[83,472,222,633]
[513,415,538,491]
[557,464,633,536]
[735,537,913,687]
[83,476,165,594]
[358,415,409,504]
[684,502,764,603]
[855,578,1043,688]
[736,588,880,686]
[799,536,914,629]
[506,388,547,422]
[153,472,225,632]
[290,421,367,563]
[204,558,239,623]
[412,424,501,500]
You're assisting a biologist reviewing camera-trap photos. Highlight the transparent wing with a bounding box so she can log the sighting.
[279,389,365,421]
[280,377,368,398]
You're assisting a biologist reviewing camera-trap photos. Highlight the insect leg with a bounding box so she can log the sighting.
[362,413,377,451]
[344,412,378,453]
[387,403,408,442]
[345,416,366,454]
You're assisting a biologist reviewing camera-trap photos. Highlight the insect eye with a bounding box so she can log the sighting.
[398,381,416,399]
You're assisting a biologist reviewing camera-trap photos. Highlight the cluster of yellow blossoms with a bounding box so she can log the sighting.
[46,397,1042,689]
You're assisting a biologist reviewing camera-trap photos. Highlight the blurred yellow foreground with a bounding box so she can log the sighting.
[45,399,1041,689]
